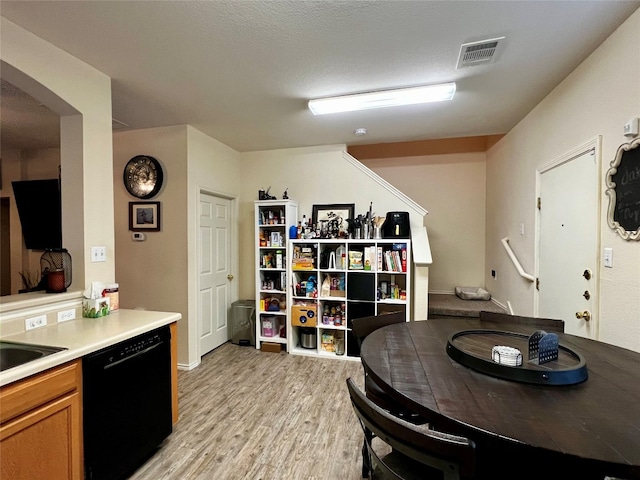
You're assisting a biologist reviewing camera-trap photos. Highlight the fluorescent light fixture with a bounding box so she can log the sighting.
[308,82,456,115]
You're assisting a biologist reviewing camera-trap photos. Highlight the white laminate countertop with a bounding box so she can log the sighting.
[0,309,181,387]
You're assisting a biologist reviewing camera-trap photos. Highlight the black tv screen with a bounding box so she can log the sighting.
[11,179,62,250]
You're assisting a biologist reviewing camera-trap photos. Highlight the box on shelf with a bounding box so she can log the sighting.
[291,305,317,327]
[321,331,335,352]
[292,258,314,270]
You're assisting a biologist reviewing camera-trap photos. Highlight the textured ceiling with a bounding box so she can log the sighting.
[1,79,60,150]
[1,1,639,152]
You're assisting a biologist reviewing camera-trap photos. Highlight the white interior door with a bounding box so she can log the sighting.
[538,146,598,338]
[199,192,232,356]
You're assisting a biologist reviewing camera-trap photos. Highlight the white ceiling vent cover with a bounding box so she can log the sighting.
[456,37,506,69]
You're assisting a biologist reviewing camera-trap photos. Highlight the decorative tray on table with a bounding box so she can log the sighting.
[446,329,588,386]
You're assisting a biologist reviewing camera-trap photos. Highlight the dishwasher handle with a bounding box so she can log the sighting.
[103,341,164,370]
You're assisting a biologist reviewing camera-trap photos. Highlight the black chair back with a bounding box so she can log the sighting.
[347,377,476,480]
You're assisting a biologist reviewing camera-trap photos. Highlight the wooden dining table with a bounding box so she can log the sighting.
[359,317,640,479]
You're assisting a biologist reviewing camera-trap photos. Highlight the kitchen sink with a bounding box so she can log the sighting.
[0,341,67,372]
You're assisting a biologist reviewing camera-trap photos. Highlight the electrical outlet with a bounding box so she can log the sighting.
[25,314,47,330]
[491,270,497,281]
[57,309,76,323]
[91,246,107,262]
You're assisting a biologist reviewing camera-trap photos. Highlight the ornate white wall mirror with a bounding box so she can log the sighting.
[605,137,640,240]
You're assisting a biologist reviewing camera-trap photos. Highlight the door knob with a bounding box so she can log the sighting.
[575,310,591,321]
[227,274,234,281]
[583,269,592,280]
[583,290,591,300]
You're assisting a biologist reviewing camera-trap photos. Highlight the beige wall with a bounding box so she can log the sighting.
[113,126,188,308]
[185,126,242,367]
[239,145,431,319]
[0,17,114,300]
[113,125,242,367]
[113,133,424,366]
[113,126,190,364]
[238,146,428,310]
[360,152,486,293]
[486,8,640,351]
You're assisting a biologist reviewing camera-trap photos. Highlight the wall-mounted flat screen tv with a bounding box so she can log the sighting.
[11,179,62,250]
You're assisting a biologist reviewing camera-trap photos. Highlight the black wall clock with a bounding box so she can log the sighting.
[123,155,164,199]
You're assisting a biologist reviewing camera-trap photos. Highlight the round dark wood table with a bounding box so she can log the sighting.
[360,318,640,479]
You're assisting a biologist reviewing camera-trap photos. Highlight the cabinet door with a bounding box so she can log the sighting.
[0,392,83,480]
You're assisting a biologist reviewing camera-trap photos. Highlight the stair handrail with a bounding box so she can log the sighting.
[501,237,535,282]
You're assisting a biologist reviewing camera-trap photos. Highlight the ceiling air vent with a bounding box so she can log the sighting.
[456,37,505,69]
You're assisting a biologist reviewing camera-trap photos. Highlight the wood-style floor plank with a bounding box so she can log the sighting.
[129,342,365,480]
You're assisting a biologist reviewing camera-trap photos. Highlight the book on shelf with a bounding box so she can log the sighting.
[393,251,402,272]
[392,243,408,272]
[384,250,395,272]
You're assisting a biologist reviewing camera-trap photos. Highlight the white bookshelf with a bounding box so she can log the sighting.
[287,238,410,360]
[254,200,298,350]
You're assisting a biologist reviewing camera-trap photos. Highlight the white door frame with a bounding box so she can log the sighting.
[534,137,602,333]
[196,187,238,360]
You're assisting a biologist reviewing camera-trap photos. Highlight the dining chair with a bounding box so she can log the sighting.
[479,311,565,333]
[351,312,422,415]
[347,377,476,480]
[351,312,427,477]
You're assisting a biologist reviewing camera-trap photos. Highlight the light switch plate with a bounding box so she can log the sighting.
[91,246,106,262]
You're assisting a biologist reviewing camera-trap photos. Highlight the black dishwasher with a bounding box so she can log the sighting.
[83,325,172,480]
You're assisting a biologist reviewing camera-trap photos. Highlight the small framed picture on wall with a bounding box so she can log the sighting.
[129,202,161,231]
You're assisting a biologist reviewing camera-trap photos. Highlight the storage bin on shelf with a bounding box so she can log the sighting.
[261,316,280,337]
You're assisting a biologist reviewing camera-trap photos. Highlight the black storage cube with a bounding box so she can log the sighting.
[346,301,376,324]
[347,272,375,301]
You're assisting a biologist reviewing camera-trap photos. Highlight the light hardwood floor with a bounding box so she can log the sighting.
[130,342,366,480]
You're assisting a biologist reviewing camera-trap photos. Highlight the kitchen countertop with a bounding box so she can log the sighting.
[0,309,181,387]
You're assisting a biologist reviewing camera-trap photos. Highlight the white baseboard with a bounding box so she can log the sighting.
[178,360,201,371]
[492,298,509,313]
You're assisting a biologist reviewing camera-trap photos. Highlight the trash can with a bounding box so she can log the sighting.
[231,300,256,346]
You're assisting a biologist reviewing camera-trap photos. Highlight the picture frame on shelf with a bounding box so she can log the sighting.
[312,203,354,235]
[129,201,161,231]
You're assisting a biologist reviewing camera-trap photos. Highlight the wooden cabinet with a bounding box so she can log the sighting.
[0,360,83,480]
[255,199,298,350]
[288,239,410,359]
